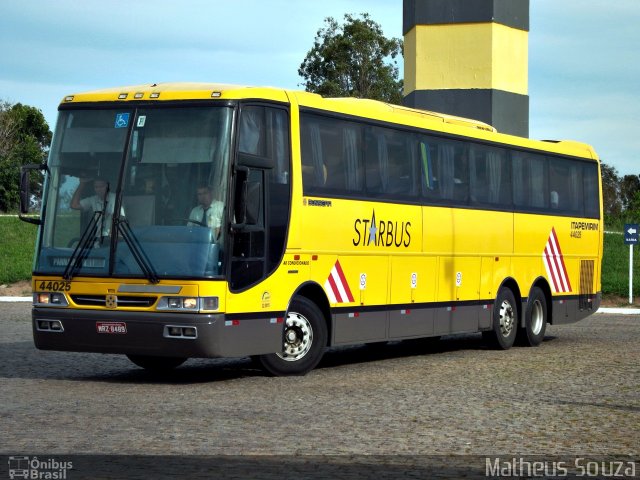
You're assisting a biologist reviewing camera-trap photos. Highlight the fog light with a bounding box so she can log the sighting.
[164,325,197,339]
[36,320,64,332]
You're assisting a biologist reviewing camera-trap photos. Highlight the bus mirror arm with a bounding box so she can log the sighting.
[19,163,48,225]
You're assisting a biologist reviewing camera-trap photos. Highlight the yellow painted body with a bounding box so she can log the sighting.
[35,83,601,343]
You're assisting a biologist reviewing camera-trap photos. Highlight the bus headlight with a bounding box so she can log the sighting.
[201,297,219,311]
[158,296,219,312]
[166,297,197,309]
[34,292,69,307]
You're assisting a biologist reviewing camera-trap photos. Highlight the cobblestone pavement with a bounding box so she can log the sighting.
[1,302,638,473]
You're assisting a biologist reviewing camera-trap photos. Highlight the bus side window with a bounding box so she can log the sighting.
[513,153,548,211]
[583,163,599,218]
[469,145,509,206]
[301,120,327,190]
[420,141,434,193]
[239,107,263,155]
[321,126,345,191]
[365,127,388,196]
[436,142,455,201]
[383,129,415,198]
[343,125,363,193]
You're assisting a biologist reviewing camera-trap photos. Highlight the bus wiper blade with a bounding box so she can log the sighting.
[63,210,102,281]
[117,219,159,284]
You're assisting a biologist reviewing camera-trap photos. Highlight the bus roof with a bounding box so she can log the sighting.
[59,82,290,104]
[60,82,598,160]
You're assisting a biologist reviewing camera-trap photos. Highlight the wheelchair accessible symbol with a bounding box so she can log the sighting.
[114,112,130,128]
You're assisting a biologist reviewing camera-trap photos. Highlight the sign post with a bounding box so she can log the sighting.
[624,224,638,304]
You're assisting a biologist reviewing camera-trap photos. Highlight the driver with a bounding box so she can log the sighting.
[70,176,123,238]
[187,184,224,239]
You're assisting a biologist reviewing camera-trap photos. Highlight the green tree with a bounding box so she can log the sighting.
[0,102,51,212]
[620,174,640,212]
[299,13,403,104]
[601,162,621,219]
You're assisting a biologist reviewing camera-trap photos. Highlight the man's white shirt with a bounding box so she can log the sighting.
[79,192,122,236]
[188,200,224,233]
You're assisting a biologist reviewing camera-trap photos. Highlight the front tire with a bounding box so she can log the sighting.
[517,286,547,346]
[483,287,518,349]
[257,296,327,376]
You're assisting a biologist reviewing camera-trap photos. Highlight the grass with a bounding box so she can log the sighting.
[0,215,37,284]
[0,216,637,298]
[602,231,640,298]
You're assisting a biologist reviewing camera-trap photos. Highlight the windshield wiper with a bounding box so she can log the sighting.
[62,210,102,281]
[116,218,159,284]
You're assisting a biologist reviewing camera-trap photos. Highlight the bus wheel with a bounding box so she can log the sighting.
[257,296,327,376]
[127,355,186,372]
[483,287,518,349]
[517,287,547,347]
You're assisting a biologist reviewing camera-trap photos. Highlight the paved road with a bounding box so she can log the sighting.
[1,302,638,478]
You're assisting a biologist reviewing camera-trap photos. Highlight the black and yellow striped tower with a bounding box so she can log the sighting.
[403,0,529,137]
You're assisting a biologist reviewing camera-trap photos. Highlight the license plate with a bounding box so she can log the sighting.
[96,322,127,334]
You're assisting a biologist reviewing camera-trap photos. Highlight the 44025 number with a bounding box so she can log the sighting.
[38,280,71,292]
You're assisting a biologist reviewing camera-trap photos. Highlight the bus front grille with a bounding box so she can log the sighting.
[71,295,157,308]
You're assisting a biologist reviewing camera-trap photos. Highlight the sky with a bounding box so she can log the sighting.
[1,0,639,175]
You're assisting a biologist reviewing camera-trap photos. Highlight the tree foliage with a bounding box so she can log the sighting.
[299,13,403,104]
[0,102,52,212]
[600,161,640,229]
[601,162,621,218]
[620,174,640,212]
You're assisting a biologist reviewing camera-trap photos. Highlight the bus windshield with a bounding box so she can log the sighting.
[36,106,233,279]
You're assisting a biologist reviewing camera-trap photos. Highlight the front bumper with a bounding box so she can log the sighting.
[33,307,283,358]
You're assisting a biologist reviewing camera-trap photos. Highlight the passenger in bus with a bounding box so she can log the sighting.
[187,184,224,240]
[70,176,124,237]
[550,190,559,209]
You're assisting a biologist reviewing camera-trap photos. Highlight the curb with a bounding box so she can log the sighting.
[597,307,640,315]
[0,297,31,302]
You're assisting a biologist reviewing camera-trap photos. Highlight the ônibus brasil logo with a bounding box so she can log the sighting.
[8,456,73,479]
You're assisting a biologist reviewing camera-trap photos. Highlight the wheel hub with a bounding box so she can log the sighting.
[277,312,313,362]
[499,300,515,337]
[531,299,544,335]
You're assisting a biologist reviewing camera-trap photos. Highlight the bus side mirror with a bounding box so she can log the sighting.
[19,163,47,225]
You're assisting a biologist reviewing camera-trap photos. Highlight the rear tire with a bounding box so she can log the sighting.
[517,286,547,346]
[483,287,518,349]
[127,355,186,372]
[257,296,327,376]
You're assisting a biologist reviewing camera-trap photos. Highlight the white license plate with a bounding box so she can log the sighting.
[96,322,127,334]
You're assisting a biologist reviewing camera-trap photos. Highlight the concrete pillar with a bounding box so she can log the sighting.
[403,0,529,137]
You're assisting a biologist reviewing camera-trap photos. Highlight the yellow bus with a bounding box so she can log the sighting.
[20,83,602,375]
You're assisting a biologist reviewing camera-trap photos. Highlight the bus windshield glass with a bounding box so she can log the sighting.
[35,106,233,279]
